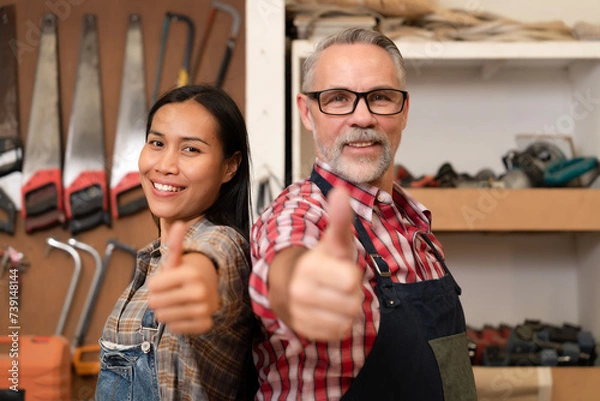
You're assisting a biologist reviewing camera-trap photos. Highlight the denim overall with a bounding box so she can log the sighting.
[310,171,477,401]
[95,309,164,401]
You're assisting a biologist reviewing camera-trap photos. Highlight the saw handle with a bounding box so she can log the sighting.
[215,38,234,88]
[70,209,111,235]
[0,187,16,234]
[65,171,110,233]
[110,172,147,218]
[116,194,147,218]
[21,168,66,233]
[24,209,66,233]
[69,184,105,217]
[0,137,23,177]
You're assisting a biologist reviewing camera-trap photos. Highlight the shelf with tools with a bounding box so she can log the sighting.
[290,39,600,232]
[407,188,600,231]
[288,36,600,350]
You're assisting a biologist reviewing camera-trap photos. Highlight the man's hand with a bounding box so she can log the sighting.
[148,221,220,334]
[270,188,363,341]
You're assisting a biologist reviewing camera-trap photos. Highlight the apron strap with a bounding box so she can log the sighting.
[308,168,461,296]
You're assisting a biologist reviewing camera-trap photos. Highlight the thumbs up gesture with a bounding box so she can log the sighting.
[274,188,363,341]
[148,221,220,334]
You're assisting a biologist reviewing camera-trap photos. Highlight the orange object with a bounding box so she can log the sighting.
[73,343,100,376]
[0,335,71,400]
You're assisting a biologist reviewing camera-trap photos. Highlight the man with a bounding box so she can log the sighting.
[249,28,477,401]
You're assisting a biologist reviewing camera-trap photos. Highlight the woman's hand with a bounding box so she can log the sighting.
[148,221,220,334]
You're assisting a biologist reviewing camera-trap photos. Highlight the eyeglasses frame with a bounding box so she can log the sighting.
[303,88,408,116]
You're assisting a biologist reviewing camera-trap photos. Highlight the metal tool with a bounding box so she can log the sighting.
[63,14,110,234]
[21,13,65,233]
[150,12,195,104]
[67,239,103,355]
[0,5,21,234]
[190,5,217,83]
[498,142,598,188]
[70,238,138,375]
[45,238,82,336]
[110,14,148,219]
[213,1,241,88]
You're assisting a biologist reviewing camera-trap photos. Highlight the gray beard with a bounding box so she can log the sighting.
[312,123,392,185]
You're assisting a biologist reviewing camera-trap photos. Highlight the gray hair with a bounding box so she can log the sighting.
[301,28,406,93]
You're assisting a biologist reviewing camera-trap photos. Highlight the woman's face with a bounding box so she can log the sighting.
[139,100,237,232]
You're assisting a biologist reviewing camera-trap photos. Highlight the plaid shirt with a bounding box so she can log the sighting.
[102,218,256,400]
[249,160,447,400]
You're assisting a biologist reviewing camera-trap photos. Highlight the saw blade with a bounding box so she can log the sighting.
[109,14,148,219]
[20,13,65,233]
[63,14,110,233]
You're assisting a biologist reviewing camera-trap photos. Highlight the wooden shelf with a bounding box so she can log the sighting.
[292,40,600,70]
[474,366,600,401]
[395,41,600,69]
[407,188,600,232]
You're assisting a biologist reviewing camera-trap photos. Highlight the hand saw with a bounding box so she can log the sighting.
[151,12,195,104]
[0,5,21,234]
[21,13,65,233]
[63,14,110,234]
[110,14,148,219]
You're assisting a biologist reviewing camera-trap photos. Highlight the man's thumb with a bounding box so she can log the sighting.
[163,221,186,269]
[321,188,355,260]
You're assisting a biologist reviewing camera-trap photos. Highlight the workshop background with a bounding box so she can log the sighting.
[0,0,244,398]
[1,0,600,399]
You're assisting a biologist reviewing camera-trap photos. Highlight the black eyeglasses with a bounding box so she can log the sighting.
[304,88,408,116]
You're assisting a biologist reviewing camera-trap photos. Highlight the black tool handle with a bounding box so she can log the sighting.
[24,208,66,233]
[70,210,111,235]
[70,184,104,218]
[216,40,234,88]
[0,137,23,177]
[24,183,59,216]
[0,187,16,235]
[117,194,148,218]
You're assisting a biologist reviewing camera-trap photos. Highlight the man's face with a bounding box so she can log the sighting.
[298,43,409,188]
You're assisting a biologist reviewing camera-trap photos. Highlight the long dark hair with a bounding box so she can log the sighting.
[146,85,252,239]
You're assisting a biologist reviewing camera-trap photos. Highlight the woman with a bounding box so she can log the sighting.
[96,85,257,400]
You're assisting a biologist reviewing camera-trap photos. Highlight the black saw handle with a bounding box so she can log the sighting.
[70,209,111,235]
[116,193,148,218]
[0,137,23,177]
[0,187,16,235]
[24,208,66,234]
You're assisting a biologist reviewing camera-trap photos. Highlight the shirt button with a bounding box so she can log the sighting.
[377,194,386,202]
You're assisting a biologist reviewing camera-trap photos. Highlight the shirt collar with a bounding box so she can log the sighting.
[314,159,380,223]
[314,159,433,230]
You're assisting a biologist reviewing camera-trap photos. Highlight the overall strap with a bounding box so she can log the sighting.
[140,308,166,346]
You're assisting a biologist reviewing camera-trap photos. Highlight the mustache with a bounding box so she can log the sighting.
[337,128,388,146]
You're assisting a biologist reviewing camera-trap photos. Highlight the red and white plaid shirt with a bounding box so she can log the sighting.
[249,160,447,401]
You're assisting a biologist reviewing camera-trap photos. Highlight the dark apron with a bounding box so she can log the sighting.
[310,170,477,401]
[95,309,164,401]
